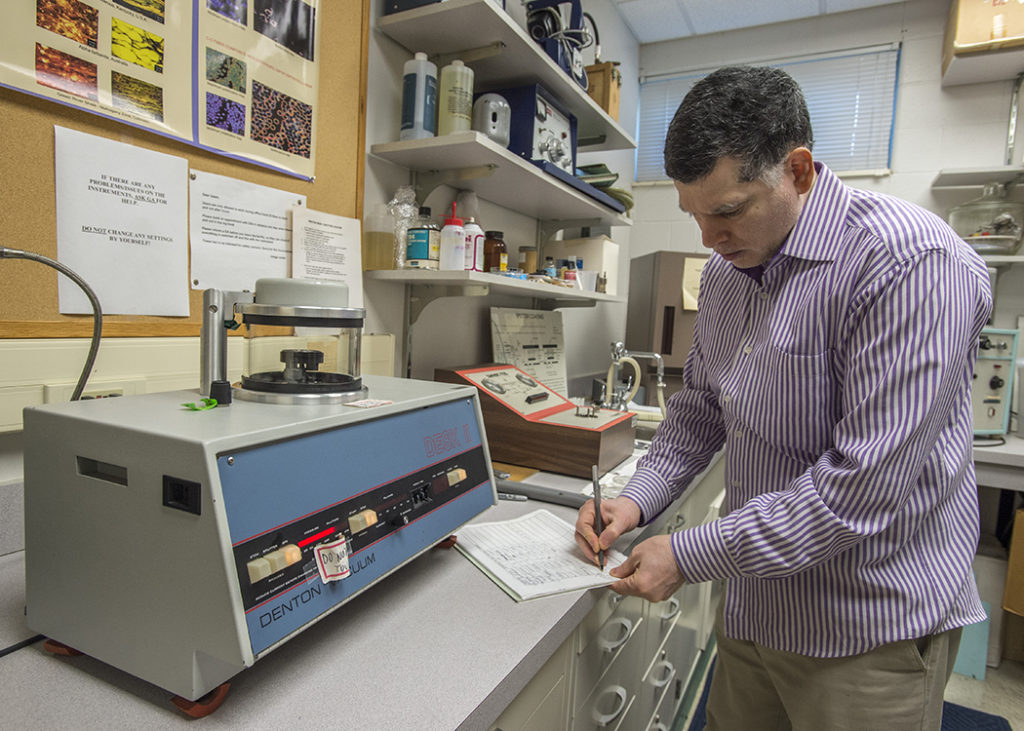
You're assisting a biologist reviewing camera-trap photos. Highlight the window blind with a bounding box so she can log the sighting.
[635,46,900,182]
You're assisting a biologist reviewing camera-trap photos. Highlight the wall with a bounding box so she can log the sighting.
[631,0,1024,330]
[361,0,639,387]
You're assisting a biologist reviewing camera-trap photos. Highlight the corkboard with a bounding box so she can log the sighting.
[0,0,369,338]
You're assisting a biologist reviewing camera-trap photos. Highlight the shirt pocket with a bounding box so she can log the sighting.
[747,345,836,460]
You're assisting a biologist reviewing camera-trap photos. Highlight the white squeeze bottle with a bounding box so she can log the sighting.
[400,52,437,140]
[463,216,485,271]
[439,202,466,270]
[437,59,474,136]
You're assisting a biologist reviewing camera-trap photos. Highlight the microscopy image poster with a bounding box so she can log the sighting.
[0,0,320,179]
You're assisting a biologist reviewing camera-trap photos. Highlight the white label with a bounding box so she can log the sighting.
[314,536,351,583]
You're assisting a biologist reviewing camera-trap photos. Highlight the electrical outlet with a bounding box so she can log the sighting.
[43,378,146,404]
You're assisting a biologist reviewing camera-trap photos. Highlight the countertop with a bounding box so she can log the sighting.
[0,471,662,729]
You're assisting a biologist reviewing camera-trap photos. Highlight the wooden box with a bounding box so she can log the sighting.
[585,62,621,121]
[435,364,635,478]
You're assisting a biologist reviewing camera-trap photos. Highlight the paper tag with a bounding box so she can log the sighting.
[344,398,393,409]
[314,536,351,583]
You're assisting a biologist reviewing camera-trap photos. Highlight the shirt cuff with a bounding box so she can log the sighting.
[670,518,742,583]
[620,466,676,526]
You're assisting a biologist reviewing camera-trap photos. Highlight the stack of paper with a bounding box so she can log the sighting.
[455,509,627,602]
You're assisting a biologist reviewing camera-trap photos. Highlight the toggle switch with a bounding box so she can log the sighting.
[246,557,271,584]
[446,468,468,486]
[349,509,378,533]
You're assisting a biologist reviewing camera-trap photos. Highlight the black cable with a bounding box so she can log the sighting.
[0,247,102,401]
[0,633,44,659]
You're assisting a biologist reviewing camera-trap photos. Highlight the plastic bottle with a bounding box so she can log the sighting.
[400,52,437,141]
[463,216,485,271]
[405,206,440,268]
[437,59,474,136]
[483,230,508,273]
[544,256,557,277]
[439,202,466,270]
[361,204,396,270]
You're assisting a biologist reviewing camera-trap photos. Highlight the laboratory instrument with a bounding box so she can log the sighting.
[23,278,496,713]
[973,327,1019,436]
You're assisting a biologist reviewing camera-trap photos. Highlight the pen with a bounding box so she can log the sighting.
[592,464,604,570]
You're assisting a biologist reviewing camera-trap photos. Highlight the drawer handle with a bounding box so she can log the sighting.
[650,659,675,688]
[598,617,633,654]
[591,685,628,727]
[659,597,681,622]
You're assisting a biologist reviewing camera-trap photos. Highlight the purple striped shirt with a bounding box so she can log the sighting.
[622,163,992,657]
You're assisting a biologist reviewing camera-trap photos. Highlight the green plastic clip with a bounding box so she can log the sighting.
[181,398,218,411]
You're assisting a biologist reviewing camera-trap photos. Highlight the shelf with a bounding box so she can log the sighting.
[932,167,1024,188]
[378,0,635,152]
[365,269,624,310]
[982,255,1024,265]
[370,131,632,228]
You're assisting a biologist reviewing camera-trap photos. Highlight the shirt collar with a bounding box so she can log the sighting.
[777,161,850,264]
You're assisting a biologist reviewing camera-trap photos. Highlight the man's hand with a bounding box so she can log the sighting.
[574,496,641,565]
[608,534,685,602]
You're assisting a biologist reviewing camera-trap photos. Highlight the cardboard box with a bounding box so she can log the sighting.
[942,0,1024,78]
[1003,509,1024,616]
[585,62,621,121]
[543,235,620,295]
[974,553,1008,667]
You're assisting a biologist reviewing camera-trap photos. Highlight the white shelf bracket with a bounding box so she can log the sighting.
[432,41,505,70]
[413,164,498,201]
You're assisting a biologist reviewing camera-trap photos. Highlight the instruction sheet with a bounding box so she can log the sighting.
[490,308,567,396]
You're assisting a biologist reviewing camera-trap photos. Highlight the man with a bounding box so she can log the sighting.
[575,66,991,729]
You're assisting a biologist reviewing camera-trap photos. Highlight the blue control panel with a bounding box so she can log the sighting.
[218,398,493,654]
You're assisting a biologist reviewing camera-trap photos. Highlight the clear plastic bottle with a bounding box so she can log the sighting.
[405,206,440,269]
[361,204,395,270]
[439,202,466,270]
[463,216,485,271]
[400,52,437,141]
[437,59,474,136]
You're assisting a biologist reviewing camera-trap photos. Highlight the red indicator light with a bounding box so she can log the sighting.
[298,526,335,548]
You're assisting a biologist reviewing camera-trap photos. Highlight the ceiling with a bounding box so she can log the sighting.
[611,0,905,44]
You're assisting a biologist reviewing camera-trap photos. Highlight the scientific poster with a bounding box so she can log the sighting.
[1,0,319,179]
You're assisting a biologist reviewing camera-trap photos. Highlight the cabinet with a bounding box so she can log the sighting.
[489,458,726,731]
[370,0,636,372]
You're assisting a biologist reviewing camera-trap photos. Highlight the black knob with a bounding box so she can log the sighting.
[210,380,232,405]
[979,337,992,350]
[990,376,1005,390]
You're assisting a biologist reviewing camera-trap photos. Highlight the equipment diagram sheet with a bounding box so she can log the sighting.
[455,509,626,602]
[490,308,567,396]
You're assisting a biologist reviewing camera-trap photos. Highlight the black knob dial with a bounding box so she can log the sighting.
[990,376,1005,390]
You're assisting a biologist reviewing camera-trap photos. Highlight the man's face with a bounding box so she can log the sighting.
[674,153,809,270]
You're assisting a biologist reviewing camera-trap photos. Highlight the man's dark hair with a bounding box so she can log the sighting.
[663,65,813,184]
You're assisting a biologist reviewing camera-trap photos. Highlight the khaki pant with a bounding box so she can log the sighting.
[705,611,962,730]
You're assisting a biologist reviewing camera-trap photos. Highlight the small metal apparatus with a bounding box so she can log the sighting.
[973,327,1019,436]
[202,278,367,404]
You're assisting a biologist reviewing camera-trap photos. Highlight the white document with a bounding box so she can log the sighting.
[455,509,626,602]
[682,256,707,311]
[189,170,307,291]
[291,206,363,308]
[54,127,189,315]
[490,308,568,396]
